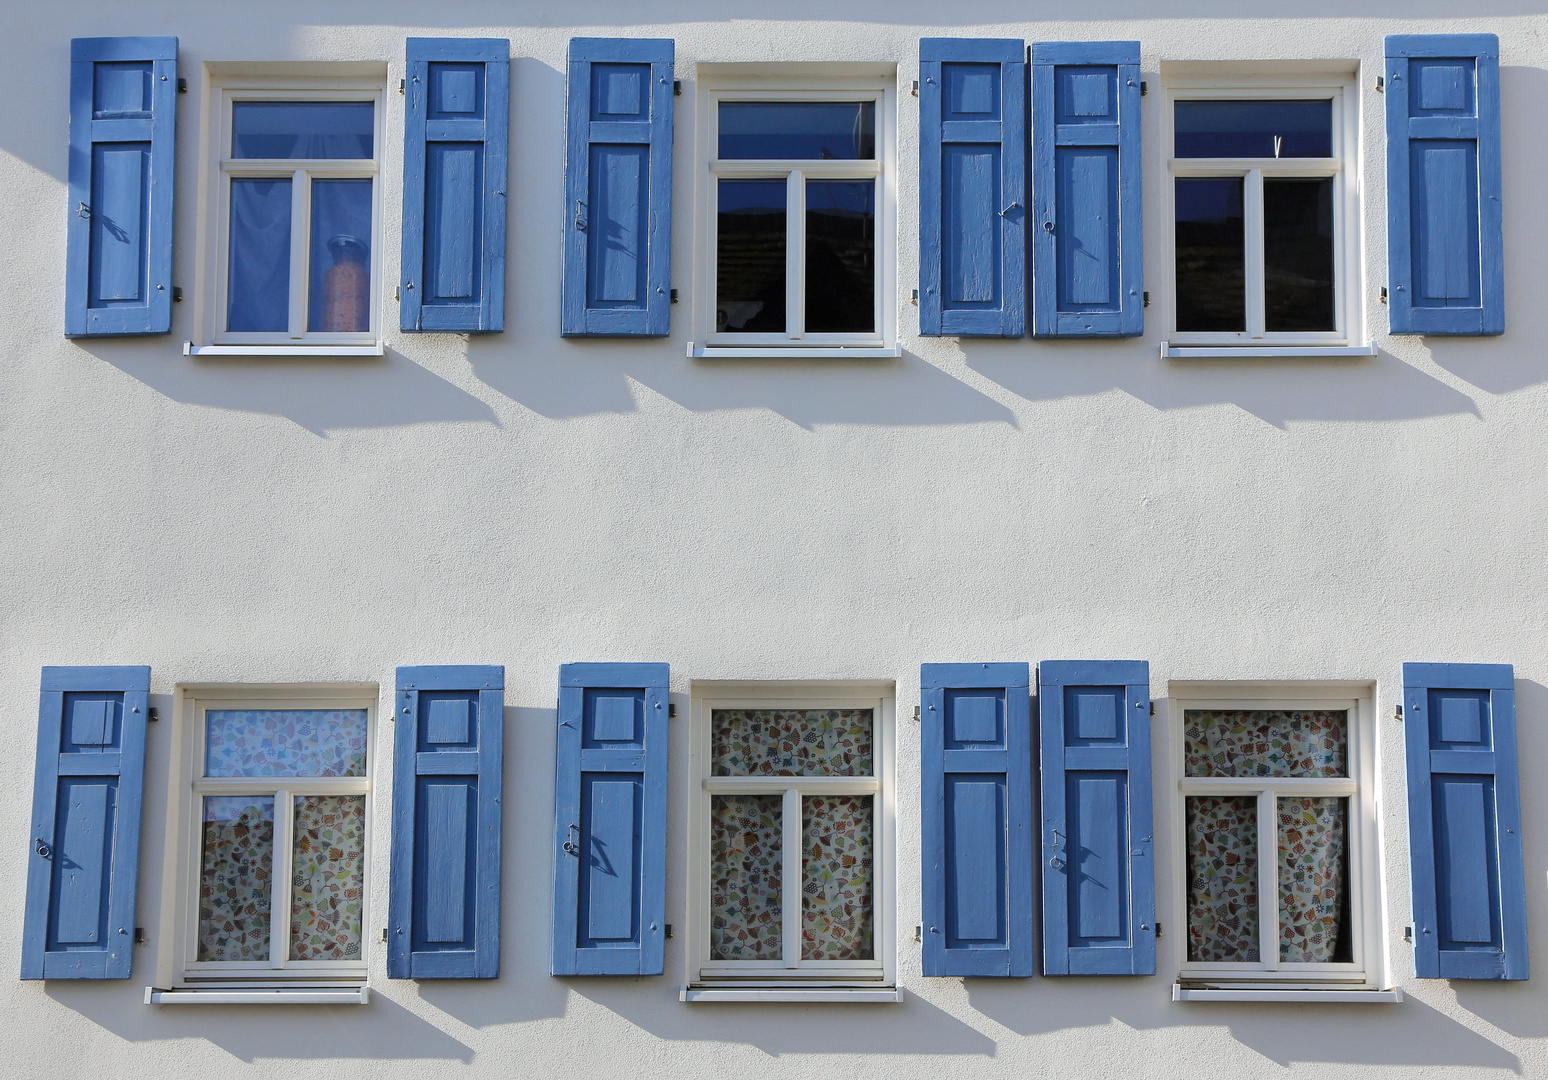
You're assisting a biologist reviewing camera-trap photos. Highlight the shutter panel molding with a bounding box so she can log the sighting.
[1404,662,1527,980]
[1385,34,1503,335]
[1037,660,1154,976]
[551,663,669,975]
[400,38,510,333]
[65,37,177,337]
[561,38,674,337]
[919,38,1027,337]
[22,666,151,979]
[920,663,1033,976]
[389,665,504,979]
[1031,41,1143,337]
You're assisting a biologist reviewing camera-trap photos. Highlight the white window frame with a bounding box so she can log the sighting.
[690,69,898,359]
[190,70,386,357]
[162,684,376,987]
[1161,66,1364,354]
[685,681,896,993]
[1169,681,1385,991]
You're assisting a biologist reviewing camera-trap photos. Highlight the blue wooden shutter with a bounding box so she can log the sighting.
[65,38,177,337]
[1037,661,1154,976]
[1404,663,1527,980]
[561,39,674,337]
[389,665,504,979]
[919,38,1027,337]
[1031,42,1142,338]
[400,38,509,333]
[921,663,1033,976]
[1385,35,1503,335]
[22,666,151,979]
[551,663,669,975]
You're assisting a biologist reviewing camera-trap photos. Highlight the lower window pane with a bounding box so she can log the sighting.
[1277,796,1351,963]
[289,794,367,961]
[710,794,783,959]
[717,179,786,333]
[198,796,274,961]
[308,179,373,333]
[1174,177,1245,332]
[227,178,293,332]
[802,794,873,960]
[1186,794,1259,962]
[805,180,875,333]
[1264,177,1335,332]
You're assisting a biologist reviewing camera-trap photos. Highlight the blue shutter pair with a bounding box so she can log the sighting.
[918,39,1142,339]
[920,661,1153,977]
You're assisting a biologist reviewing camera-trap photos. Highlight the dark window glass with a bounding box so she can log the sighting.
[719,102,875,160]
[227,177,292,332]
[717,179,786,333]
[805,180,875,333]
[1174,100,1332,159]
[232,101,375,159]
[308,179,374,333]
[1175,177,1244,332]
[1264,177,1335,332]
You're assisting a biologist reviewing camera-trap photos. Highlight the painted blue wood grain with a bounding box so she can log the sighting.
[1032,42,1142,337]
[552,662,669,975]
[23,666,149,979]
[1037,660,1154,976]
[65,38,176,337]
[562,40,674,337]
[1386,35,1503,335]
[919,39,1026,337]
[921,662,1032,976]
[401,39,508,333]
[1403,661,1526,979]
[389,665,504,979]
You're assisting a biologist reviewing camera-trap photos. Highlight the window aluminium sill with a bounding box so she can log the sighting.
[1173,985,1402,1004]
[1162,342,1377,359]
[184,341,386,358]
[681,986,903,1003]
[689,341,902,360]
[145,984,370,1005]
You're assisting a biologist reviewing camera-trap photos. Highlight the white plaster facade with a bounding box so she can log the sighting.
[4,1,1548,1076]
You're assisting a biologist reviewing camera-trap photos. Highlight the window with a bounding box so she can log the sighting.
[692,71,898,358]
[1163,67,1363,352]
[685,682,895,998]
[170,686,375,986]
[1170,683,1383,990]
[192,72,385,355]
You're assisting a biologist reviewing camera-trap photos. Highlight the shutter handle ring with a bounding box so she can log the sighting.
[77,202,91,220]
[1042,220,1054,233]
[34,838,52,860]
[575,199,588,232]
[562,823,581,856]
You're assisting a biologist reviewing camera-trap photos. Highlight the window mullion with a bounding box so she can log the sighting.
[1244,167,1265,338]
[787,170,804,340]
[782,786,802,968]
[288,169,309,339]
[270,788,294,968]
[1257,788,1278,971]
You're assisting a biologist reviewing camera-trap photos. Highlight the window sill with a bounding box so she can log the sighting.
[184,342,386,358]
[1173,985,1402,1003]
[1161,342,1376,359]
[681,986,902,1003]
[689,342,902,359]
[145,985,370,1006]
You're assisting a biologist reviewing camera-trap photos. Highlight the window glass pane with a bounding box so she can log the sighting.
[1278,796,1352,963]
[232,101,374,159]
[712,709,873,776]
[710,794,782,959]
[307,179,373,332]
[717,179,786,333]
[1264,177,1335,332]
[1174,177,1244,332]
[198,796,274,962]
[1184,709,1348,778]
[205,709,368,777]
[718,101,875,160]
[226,177,292,332]
[805,179,875,334]
[289,795,366,961]
[1174,100,1332,158]
[802,794,873,960]
[1186,795,1259,963]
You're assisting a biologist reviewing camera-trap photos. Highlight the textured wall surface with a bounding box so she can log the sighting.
[4,2,1548,1077]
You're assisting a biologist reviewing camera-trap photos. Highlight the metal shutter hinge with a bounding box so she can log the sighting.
[670,289,679,304]
[665,924,674,939]
[1140,81,1148,96]
[1149,701,1155,715]
[668,703,677,718]
[912,705,921,721]
[1380,287,1388,304]
[1393,704,1403,721]
[674,80,681,96]
[1404,925,1412,942]
[134,928,147,944]
[395,286,400,301]
[148,707,160,721]
[177,78,187,93]
[399,79,405,94]
[911,80,919,97]
[171,288,182,303]
[1375,76,1385,93]
[1155,922,1163,938]
[1143,291,1150,308]
[913,924,922,943]
[910,289,919,306]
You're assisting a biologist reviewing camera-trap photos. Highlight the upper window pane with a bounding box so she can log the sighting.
[712,709,873,776]
[718,101,875,160]
[232,101,375,159]
[1184,709,1348,778]
[205,709,368,777]
[1174,100,1332,158]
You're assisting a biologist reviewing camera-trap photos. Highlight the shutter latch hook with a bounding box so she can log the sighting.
[562,823,581,856]
[34,838,52,860]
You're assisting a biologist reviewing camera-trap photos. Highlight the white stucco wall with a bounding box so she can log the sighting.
[4,1,1548,1077]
